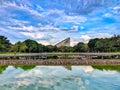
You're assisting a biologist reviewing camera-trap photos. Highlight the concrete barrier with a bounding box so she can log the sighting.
[0,59,120,65]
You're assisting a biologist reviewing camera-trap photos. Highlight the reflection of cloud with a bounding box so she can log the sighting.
[84,66,94,73]
[103,70,117,75]
[0,66,120,89]
[16,69,43,78]
[16,79,31,86]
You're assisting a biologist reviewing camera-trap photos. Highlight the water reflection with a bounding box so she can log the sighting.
[0,66,8,73]
[0,66,120,90]
[1,65,120,73]
[92,65,120,72]
[14,65,36,71]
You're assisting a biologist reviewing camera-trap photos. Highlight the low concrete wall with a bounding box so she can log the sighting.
[0,59,120,65]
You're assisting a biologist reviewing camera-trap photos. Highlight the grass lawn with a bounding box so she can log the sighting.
[0,52,25,54]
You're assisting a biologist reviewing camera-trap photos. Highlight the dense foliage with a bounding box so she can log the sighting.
[92,65,120,72]
[0,35,120,53]
[0,35,11,52]
[88,35,120,52]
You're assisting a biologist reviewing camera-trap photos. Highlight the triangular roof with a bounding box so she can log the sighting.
[55,37,70,47]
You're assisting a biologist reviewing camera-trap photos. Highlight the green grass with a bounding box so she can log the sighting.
[0,52,120,54]
[0,52,25,54]
[92,65,120,72]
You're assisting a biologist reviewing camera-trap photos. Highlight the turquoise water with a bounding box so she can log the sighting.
[0,66,120,90]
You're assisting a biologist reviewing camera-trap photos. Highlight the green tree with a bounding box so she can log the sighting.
[20,42,28,52]
[46,45,56,52]
[58,46,73,52]
[95,38,113,52]
[10,42,27,52]
[24,39,39,53]
[73,42,89,52]
[39,44,48,52]
[88,38,99,52]
[111,35,120,51]
[0,35,11,52]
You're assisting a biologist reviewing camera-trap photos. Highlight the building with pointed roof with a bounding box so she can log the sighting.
[55,37,70,47]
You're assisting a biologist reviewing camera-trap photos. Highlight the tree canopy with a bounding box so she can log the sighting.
[0,35,11,52]
[0,34,120,53]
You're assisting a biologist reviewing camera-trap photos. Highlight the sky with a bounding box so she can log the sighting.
[0,0,120,46]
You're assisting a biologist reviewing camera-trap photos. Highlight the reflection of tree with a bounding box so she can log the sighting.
[0,66,8,74]
[92,65,120,72]
[63,66,72,70]
[14,65,36,71]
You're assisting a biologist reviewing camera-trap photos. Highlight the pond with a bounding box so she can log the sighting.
[0,65,120,90]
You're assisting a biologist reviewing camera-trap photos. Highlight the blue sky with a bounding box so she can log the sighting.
[0,0,120,46]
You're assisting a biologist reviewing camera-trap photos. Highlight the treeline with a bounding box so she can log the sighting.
[0,35,120,53]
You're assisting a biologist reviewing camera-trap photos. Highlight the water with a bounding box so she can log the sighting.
[0,66,120,90]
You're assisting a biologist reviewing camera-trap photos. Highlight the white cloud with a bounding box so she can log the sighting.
[71,39,79,46]
[61,15,87,24]
[41,9,64,16]
[103,13,112,17]
[8,25,38,32]
[113,6,120,10]
[96,33,113,39]
[20,32,45,39]
[113,6,120,13]
[69,25,79,32]
[39,9,87,25]
[0,0,119,46]
[40,25,60,31]
[36,5,44,11]
[37,40,51,45]
[0,2,42,17]
[80,35,91,43]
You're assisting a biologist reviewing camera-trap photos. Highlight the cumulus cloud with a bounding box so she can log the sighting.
[80,35,91,43]
[71,39,79,46]
[15,79,31,86]
[16,69,43,78]
[37,40,51,45]
[0,0,120,45]
[39,25,60,31]
[113,6,120,13]
[20,32,45,39]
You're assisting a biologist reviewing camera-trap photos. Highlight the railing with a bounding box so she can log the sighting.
[0,53,120,60]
